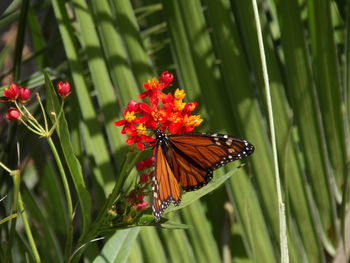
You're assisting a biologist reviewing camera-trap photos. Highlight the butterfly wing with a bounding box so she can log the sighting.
[152,143,182,221]
[168,133,254,191]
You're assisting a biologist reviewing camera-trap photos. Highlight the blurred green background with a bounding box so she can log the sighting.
[0,0,349,262]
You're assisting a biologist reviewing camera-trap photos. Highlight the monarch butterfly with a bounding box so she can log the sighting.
[152,128,254,221]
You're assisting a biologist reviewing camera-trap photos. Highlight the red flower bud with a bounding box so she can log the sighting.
[140,173,149,184]
[56,81,71,98]
[4,83,19,100]
[6,107,21,120]
[143,156,154,168]
[159,71,174,87]
[18,87,31,103]
[136,160,145,171]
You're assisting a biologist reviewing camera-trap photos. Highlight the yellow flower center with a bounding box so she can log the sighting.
[125,111,136,122]
[174,89,186,100]
[168,112,182,123]
[136,124,147,135]
[174,100,186,111]
[148,78,159,90]
[183,115,203,127]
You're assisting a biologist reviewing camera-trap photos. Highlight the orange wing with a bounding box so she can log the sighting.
[152,144,181,221]
[168,133,254,191]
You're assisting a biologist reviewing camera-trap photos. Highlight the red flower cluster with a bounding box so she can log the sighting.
[114,71,203,150]
[125,191,148,211]
[2,81,71,121]
[3,83,31,103]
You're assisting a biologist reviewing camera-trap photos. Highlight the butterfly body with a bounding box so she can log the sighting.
[152,129,254,221]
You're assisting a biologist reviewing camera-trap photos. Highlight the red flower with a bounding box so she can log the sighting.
[143,156,154,168]
[18,87,31,103]
[6,107,21,120]
[136,160,145,171]
[138,78,166,107]
[140,173,149,184]
[114,100,144,134]
[116,71,202,151]
[159,71,174,87]
[56,81,71,98]
[4,83,19,100]
[133,200,148,210]
[125,126,155,151]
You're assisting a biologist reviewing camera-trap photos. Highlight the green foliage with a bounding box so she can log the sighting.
[0,0,349,262]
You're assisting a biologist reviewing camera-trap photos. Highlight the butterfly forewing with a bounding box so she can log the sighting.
[168,133,254,190]
[152,143,181,221]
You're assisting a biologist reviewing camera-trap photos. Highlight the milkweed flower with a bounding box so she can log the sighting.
[56,81,71,98]
[115,71,203,150]
[6,107,21,120]
[4,83,19,100]
[159,71,174,87]
[18,87,31,103]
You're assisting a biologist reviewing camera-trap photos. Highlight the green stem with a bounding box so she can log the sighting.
[4,169,20,263]
[19,118,44,136]
[48,100,65,136]
[14,101,45,135]
[35,93,49,132]
[0,162,12,173]
[47,137,73,262]
[18,192,41,263]
[252,0,289,262]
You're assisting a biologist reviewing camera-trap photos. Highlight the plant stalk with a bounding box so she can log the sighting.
[251,0,289,262]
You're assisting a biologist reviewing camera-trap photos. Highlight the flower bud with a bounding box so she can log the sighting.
[6,107,21,120]
[18,87,31,103]
[159,71,174,87]
[56,81,71,98]
[4,83,19,100]
[140,173,149,184]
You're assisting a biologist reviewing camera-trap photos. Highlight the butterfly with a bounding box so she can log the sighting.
[151,128,254,221]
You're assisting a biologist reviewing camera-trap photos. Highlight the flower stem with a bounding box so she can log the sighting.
[36,93,49,132]
[251,0,289,262]
[4,169,20,263]
[18,192,41,263]
[15,101,45,134]
[48,100,65,136]
[47,137,73,261]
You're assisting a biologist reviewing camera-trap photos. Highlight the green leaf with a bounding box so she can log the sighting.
[44,72,91,237]
[166,165,241,213]
[93,228,140,263]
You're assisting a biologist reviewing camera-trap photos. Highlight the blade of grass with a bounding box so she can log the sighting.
[160,213,196,263]
[139,227,167,263]
[274,0,337,252]
[91,0,140,107]
[12,0,29,81]
[71,0,125,163]
[180,201,222,263]
[307,0,345,194]
[229,0,323,260]
[111,0,154,83]
[27,6,45,69]
[205,0,280,251]
[51,0,117,195]
[93,228,140,263]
